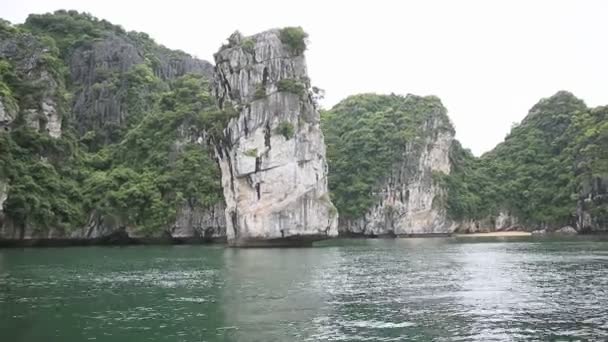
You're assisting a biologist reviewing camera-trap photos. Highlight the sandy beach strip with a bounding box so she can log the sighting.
[455,231,532,237]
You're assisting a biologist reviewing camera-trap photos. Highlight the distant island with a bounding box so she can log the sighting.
[0,10,606,246]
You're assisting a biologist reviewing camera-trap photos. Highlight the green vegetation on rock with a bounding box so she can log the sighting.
[0,13,227,236]
[2,10,606,237]
[279,27,308,55]
[323,91,607,231]
[253,84,266,100]
[244,148,258,157]
[443,91,607,230]
[274,121,294,140]
[0,128,86,231]
[276,79,306,97]
[241,38,255,53]
[322,93,454,220]
[22,10,125,58]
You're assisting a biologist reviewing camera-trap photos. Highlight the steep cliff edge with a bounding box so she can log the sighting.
[22,11,213,146]
[572,106,607,232]
[0,23,64,137]
[213,29,338,246]
[322,94,455,236]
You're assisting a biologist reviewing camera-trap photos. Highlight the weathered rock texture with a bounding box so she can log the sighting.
[341,100,456,236]
[0,30,63,137]
[165,126,226,241]
[69,33,213,142]
[0,180,7,229]
[455,211,521,233]
[171,202,226,241]
[213,30,338,246]
[0,98,15,130]
[577,176,608,232]
[0,201,226,245]
[0,16,222,245]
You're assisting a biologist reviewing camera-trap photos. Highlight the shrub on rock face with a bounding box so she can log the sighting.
[253,84,266,100]
[244,148,258,157]
[241,38,255,53]
[321,94,453,220]
[279,27,308,55]
[274,121,294,140]
[276,79,306,97]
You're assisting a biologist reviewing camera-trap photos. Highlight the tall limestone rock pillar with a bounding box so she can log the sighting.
[213,29,338,246]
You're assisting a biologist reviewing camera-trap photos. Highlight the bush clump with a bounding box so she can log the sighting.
[253,84,266,100]
[244,148,258,157]
[279,27,308,55]
[276,79,306,97]
[274,121,294,140]
[241,38,255,53]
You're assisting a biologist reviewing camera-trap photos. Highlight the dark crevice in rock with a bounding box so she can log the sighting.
[225,147,235,193]
[262,67,269,86]
[230,210,238,238]
[264,121,271,149]
[297,159,312,167]
[219,67,232,102]
[236,164,283,179]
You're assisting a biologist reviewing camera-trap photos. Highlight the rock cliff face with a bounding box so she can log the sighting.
[213,30,338,246]
[574,106,608,233]
[455,211,520,233]
[171,202,226,240]
[0,14,223,245]
[0,97,15,130]
[68,32,213,142]
[0,180,7,229]
[0,29,63,137]
[577,171,608,233]
[333,96,456,236]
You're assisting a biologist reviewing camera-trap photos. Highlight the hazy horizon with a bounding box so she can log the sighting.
[3,0,607,155]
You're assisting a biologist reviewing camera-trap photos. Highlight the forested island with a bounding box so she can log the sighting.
[0,10,606,246]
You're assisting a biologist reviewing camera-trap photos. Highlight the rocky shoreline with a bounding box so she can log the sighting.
[0,233,227,248]
[3,227,603,248]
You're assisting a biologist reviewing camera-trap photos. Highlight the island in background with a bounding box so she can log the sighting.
[0,11,606,247]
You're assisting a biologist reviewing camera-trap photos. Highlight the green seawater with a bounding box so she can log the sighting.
[1,237,608,341]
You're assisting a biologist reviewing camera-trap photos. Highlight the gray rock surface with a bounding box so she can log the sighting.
[577,175,607,232]
[456,211,521,233]
[213,30,338,246]
[555,226,578,235]
[69,33,213,141]
[0,98,14,130]
[0,31,63,137]
[171,202,226,240]
[0,179,7,228]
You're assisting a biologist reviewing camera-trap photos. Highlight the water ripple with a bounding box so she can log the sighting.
[1,239,608,341]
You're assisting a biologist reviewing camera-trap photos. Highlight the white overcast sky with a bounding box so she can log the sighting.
[2,0,607,155]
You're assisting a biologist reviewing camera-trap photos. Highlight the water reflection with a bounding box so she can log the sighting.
[1,239,608,341]
[221,247,338,341]
[455,243,538,340]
